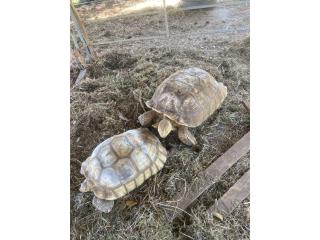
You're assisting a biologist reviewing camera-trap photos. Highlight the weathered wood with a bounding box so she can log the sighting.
[166,132,250,220]
[70,2,97,60]
[74,69,87,86]
[209,170,250,220]
[242,100,250,112]
[162,0,170,38]
[72,48,86,67]
[71,32,79,49]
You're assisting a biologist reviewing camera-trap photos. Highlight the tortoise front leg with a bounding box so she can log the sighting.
[158,117,173,138]
[178,126,197,146]
[92,196,114,213]
[138,110,157,126]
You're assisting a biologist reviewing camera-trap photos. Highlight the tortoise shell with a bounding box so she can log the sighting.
[146,68,227,127]
[80,128,167,200]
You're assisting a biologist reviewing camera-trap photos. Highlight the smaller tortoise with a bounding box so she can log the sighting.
[138,67,227,146]
[80,128,167,213]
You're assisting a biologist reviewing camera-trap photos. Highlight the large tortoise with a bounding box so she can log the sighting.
[138,67,227,146]
[80,128,167,213]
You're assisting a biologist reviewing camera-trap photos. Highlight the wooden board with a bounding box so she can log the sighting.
[242,100,250,112]
[70,2,97,60]
[74,69,87,85]
[209,170,250,220]
[166,132,250,220]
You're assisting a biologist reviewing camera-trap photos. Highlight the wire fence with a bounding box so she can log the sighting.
[72,0,249,45]
[70,0,249,74]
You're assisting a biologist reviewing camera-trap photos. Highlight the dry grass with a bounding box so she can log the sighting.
[71,3,250,239]
[70,38,250,240]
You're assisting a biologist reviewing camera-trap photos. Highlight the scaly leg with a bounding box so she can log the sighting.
[178,126,197,146]
[92,196,114,213]
[158,117,173,138]
[138,110,157,126]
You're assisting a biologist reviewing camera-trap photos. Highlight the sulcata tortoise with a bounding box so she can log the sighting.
[138,67,227,146]
[80,128,167,213]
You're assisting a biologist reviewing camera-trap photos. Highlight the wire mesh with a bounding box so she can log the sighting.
[72,0,249,46]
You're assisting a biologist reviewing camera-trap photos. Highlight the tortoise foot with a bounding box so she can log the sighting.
[178,126,197,146]
[92,197,114,213]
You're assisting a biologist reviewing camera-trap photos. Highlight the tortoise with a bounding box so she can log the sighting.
[138,67,227,146]
[79,128,167,213]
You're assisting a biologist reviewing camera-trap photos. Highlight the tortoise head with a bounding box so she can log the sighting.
[157,117,173,138]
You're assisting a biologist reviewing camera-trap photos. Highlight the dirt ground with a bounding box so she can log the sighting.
[71,1,250,239]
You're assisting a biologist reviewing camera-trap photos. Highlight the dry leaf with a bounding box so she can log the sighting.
[126,200,138,208]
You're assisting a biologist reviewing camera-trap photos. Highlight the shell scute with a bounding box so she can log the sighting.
[130,148,151,171]
[97,145,117,168]
[125,181,137,192]
[113,158,137,183]
[111,136,133,158]
[113,185,127,197]
[143,143,158,161]
[99,167,121,188]
[85,158,101,181]
[150,164,158,175]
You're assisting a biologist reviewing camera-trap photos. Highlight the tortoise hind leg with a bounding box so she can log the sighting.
[138,110,157,126]
[92,196,114,213]
[178,126,197,146]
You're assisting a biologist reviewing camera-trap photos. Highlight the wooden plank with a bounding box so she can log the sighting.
[72,48,86,67]
[162,0,170,38]
[71,32,80,49]
[70,2,97,60]
[74,69,87,86]
[209,170,250,220]
[166,132,250,220]
[242,100,250,112]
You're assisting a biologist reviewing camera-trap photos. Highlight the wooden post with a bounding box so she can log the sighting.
[71,32,79,49]
[70,2,97,61]
[242,100,250,112]
[74,69,87,86]
[162,0,170,38]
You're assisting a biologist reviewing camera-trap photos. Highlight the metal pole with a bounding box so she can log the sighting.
[162,0,169,38]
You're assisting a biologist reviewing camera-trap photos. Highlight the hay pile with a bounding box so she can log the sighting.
[70,35,250,239]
